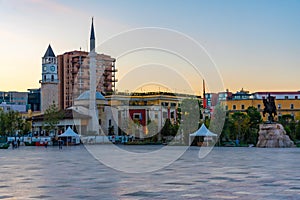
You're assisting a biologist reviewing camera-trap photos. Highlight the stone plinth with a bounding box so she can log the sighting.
[257,123,295,148]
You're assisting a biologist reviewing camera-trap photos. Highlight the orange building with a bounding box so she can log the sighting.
[57,50,116,110]
[220,91,300,121]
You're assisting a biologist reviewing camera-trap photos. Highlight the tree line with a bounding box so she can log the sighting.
[2,100,299,145]
[144,99,300,145]
[0,110,31,136]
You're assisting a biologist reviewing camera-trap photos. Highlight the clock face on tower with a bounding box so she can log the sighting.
[50,65,55,72]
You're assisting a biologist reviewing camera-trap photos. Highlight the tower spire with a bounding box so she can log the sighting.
[43,44,55,58]
[90,17,95,52]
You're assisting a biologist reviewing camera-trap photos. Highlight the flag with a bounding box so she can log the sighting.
[203,80,206,109]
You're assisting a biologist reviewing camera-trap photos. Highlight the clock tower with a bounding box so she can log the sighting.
[40,44,59,113]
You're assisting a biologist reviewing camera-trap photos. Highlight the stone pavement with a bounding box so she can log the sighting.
[0,145,299,199]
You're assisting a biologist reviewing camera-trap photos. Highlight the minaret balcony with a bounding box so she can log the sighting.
[40,79,59,84]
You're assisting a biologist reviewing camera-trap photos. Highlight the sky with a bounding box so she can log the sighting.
[0,0,300,94]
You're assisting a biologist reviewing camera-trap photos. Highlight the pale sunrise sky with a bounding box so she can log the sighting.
[0,0,299,94]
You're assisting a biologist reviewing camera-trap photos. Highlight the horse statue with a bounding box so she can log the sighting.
[262,94,277,122]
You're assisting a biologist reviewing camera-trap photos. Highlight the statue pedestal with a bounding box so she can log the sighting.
[257,123,295,148]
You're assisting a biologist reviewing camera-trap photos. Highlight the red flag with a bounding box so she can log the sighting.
[203,80,206,109]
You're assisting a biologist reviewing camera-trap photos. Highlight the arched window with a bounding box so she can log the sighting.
[44,75,46,81]
[51,75,54,81]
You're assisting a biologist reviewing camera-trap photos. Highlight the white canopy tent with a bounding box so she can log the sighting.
[189,124,218,146]
[58,127,80,145]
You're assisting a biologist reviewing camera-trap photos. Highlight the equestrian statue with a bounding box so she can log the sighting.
[262,93,277,123]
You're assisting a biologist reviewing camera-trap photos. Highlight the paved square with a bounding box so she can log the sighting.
[0,145,299,199]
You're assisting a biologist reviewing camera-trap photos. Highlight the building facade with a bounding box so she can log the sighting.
[106,92,182,136]
[0,102,27,113]
[57,50,116,110]
[0,91,29,113]
[64,92,198,139]
[27,88,41,112]
[220,90,300,121]
[0,91,28,105]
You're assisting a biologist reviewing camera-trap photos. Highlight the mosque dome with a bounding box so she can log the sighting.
[76,91,105,100]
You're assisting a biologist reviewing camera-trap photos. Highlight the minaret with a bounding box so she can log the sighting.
[88,17,99,135]
[90,17,95,52]
[40,44,59,113]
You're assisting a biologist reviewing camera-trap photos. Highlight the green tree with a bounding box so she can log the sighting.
[205,104,226,146]
[0,110,27,136]
[20,120,31,135]
[220,112,232,142]
[279,114,293,127]
[295,120,300,140]
[160,118,173,137]
[179,98,201,144]
[279,114,296,141]
[0,110,8,135]
[230,112,250,143]
[43,103,64,136]
[159,118,180,143]
[246,106,262,144]
[246,106,262,128]
[171,122,180,137]
[146,120,159,142]
[6,110,23,136]
[209,104,226,134]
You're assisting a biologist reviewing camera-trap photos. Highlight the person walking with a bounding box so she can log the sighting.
[17,139,20,148]
[11,140,15,149]
[58,139,63,149]
[44,139,48,148]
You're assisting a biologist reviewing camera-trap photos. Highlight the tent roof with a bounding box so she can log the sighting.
[59,127,79,137]
[190,124,218,137]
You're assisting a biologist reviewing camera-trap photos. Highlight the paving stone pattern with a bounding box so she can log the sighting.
[0,145,299,199]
